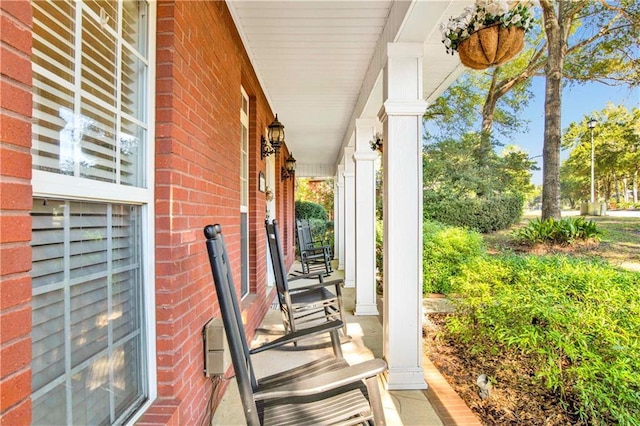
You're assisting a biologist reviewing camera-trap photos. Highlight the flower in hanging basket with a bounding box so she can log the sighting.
[370,133,383,152]
[440,0,533,69]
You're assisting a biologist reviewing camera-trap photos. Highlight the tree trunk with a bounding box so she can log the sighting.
[470,1,630,217]
[633,169,638,203]
[603,174,613,201]
[474,71,500,193]
[481,72,499,135]
[540,1,565,220]
[623,176,629,202]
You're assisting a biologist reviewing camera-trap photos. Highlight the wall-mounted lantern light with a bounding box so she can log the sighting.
[260,136,274,159]
[268,114,285,149]
[281,153,296,181]
[261,114,286,159]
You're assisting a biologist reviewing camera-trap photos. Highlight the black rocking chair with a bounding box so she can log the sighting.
[204,224,387,425]
[266,219,347,336]
[296,219,333,275]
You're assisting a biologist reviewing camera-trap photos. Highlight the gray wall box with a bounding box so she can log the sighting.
[203,318,231,377]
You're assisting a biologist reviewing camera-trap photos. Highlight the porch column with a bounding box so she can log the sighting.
[343,146,356,288]
[353,118,378,315]
[379,42,427,390]
[333,178,340,267]
[336,164,345,271]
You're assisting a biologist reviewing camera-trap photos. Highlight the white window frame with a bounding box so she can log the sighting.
[240,87,250,297]
[265,154,276,289]
[30,1,158,423]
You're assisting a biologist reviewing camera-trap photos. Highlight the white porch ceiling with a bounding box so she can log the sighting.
[227,0,472,177]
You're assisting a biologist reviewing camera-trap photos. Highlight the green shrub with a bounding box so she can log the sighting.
[295,200,328,221]
[617,201,635,210]
[515,217,601,245]
[448,254,640,424]
[422,220,485,294]
[423,192,523,233]
[307,218,327,241]
[324,220,335,256]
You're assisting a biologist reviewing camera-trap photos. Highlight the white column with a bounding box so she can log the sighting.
[333,178,340,266]
[354,118,379,316]
[379,42,427,390]
[336,164,345,271]
[343,146,355,288]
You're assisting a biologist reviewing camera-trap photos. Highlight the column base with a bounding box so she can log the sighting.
[383,367,428,390]
[354,304,379,316]
[344,279,355,288]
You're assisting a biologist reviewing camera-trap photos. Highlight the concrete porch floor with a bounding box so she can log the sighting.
[211,264,476,425]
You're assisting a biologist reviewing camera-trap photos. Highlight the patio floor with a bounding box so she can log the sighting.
[211,265,480,425]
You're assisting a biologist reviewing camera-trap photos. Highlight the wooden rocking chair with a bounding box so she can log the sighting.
[204,224,387,425]
[266,219,347,336]
[296,219,333,275]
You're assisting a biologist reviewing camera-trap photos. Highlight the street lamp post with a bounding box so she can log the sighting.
[588,118,597,203]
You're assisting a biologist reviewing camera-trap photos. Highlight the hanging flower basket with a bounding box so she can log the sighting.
[370,133,383,153]
[457,24,525,70]
[440,1,533,70]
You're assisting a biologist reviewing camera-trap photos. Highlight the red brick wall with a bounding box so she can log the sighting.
[0,1,33,425]
[147,1,288,423]
[0,1,295,424]
[277,146,297,270]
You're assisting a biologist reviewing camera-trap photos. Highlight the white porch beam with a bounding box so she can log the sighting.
[353,118,379,316]
[343,146,356,288]
[379,42,427,390]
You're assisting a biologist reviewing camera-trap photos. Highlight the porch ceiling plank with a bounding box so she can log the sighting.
[232,2,392,11]
[245,34,380,43]
[266,76,365,84]
[242,26,384,36]
[250,41,377,49]
[254,55,372,63]
[236,9,391,19]
[239,17,389,28]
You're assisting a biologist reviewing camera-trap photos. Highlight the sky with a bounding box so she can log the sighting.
[510,78,640,185]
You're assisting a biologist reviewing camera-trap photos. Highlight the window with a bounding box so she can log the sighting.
[31,199,144,425]
[32,0,147,186]
[30,1,155,424]
[240,88,249,297]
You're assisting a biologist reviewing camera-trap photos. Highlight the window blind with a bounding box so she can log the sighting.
[32,0,148,187]
[30,1,150,424]
[31,199,144,425]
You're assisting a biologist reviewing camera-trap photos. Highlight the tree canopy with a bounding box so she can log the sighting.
[561,104,640,205]
[423,132,537,199]
[425,0,640,219]
[295,178,334,220]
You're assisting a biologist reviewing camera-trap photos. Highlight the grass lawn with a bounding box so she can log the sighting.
[483,212,640,271]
